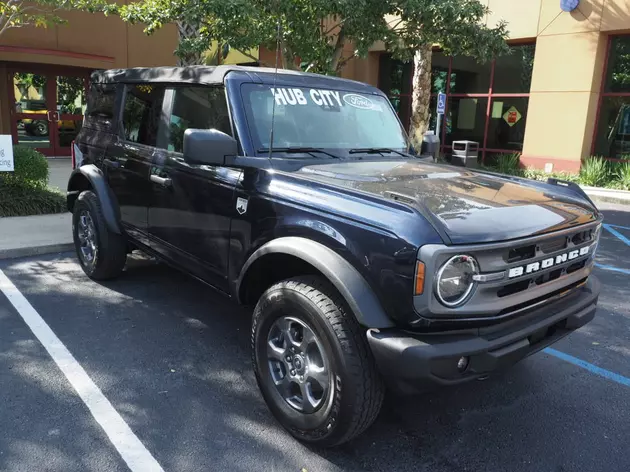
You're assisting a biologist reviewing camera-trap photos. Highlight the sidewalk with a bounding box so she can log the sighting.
[0,213,72,260]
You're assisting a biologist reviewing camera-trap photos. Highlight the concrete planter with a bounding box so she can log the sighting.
[580,186,630,205]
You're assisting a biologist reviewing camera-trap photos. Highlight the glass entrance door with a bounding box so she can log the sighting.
[9,69,89,156]
[56,75,88,155]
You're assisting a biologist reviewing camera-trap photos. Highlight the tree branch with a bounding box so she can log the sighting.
[335,51,356,74]
[330,25,346,73]
[322,21,342,37]
[0,0,23,31]
[0,10,26,36]
[232,48,270,67]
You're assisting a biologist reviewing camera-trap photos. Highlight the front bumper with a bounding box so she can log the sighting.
[367,276,600,394]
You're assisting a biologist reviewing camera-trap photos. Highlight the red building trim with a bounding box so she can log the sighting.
[0,45,114,63]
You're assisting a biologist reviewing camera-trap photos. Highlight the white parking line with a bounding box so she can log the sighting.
[0,268,165,472]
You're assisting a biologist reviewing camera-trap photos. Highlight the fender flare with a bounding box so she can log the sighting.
[237,237,395,328]
[67,164,122,234]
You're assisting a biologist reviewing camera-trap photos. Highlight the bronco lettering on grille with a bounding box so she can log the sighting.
[508,246,591,279]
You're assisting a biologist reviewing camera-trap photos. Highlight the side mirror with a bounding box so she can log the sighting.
[183,128,238,165]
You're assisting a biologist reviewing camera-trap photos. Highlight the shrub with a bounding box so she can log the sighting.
[0,181,66,217]
[614,161,630,190]
[494,152,522,176]
[0,146,49,188]
[579,156,610,187]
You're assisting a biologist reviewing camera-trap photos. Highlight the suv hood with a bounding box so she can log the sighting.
[296,160,599,244]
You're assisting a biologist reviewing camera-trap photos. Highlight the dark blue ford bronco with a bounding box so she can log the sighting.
[68,65,601,446]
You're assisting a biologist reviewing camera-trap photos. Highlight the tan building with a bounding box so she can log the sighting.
[1,0,629,172]
[367,0,630,172]
[0,8,178,157]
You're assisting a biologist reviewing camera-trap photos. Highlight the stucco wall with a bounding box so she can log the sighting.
[483,0,625,171]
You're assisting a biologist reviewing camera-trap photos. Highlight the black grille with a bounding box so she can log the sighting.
[539,237,567,254]
[506,245,536,263]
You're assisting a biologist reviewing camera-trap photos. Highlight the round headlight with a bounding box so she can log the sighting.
[435,255,478,307]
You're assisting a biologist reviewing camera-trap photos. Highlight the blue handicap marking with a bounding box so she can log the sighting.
[437,93,446,115]
[602,224,630,247]
[544,348,630,388]
[595,263,630,275]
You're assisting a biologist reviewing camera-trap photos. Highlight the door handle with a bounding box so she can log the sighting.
[150,174,172,188]
[103,158,120,168]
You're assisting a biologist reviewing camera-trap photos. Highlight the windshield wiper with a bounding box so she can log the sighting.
[349,147,408,157]
[257,147,340,159]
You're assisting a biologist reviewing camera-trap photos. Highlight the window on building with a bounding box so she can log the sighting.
[486,97,529,151]
[378,43,535,162]
[493,44,536,94]
[445,97,488,145]
[165,87,231,153]
[593,36,630,159]
[122,84,166,146]
[449,56,492,94]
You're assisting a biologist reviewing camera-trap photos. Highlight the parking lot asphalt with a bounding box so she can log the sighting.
[1,202,629,472]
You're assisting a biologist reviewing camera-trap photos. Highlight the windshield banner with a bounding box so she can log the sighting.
[270,87,382,111]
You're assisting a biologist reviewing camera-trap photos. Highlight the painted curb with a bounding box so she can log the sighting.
[0,243,74,260]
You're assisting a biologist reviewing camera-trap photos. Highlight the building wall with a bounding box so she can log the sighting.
[483,0,623,171]
[0,2,178,136]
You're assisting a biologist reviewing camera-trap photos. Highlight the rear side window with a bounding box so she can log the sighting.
[87,83,116,119]
[122,84,166,146]
[166,87,231,153]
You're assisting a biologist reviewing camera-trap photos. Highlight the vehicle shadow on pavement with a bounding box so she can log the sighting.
[2,251,629,472]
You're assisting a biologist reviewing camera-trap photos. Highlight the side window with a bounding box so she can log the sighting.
[122,84,166,146]
[166,87,231,153]
[87,83,116,119]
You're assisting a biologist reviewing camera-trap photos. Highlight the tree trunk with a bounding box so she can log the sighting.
[330,26,346,74]
[409,44,433,150]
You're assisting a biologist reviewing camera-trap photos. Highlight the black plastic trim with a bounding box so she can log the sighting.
[67,165,122,234]
[367,276,599,393]
[236,237,395,328]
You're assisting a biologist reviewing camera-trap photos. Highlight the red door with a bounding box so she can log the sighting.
[9,68,89,157]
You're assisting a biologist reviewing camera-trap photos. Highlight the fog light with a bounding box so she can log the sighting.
[457,356,469,372]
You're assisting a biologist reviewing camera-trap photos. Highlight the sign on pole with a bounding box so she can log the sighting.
[437,93,446,115]
[0,135,14,172]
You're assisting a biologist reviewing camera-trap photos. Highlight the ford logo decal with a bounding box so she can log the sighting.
[343,94,374,109]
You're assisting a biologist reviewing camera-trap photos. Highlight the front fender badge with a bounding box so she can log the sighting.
[236,197,248,215]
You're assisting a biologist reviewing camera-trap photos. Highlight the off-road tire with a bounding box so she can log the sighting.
[252,275,385,447]
[72,190,127,280]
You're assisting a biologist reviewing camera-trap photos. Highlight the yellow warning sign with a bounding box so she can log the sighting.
[503,106,522,127]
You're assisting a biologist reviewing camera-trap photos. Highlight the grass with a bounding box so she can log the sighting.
[0,182,67,217]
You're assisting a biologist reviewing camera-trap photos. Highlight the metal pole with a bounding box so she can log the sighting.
[435,113,443,161]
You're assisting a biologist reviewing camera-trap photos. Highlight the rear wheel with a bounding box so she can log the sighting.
[72,190,127,280]
[252,276,384,446]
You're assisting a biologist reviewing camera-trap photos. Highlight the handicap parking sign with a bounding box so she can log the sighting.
[437,93,446,115]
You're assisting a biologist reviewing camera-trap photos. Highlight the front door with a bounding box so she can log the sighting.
[8,68,89,156]
[148,85,239,291]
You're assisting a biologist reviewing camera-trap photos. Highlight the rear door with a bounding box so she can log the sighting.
[104,83,167,247]
[148,86,240,291]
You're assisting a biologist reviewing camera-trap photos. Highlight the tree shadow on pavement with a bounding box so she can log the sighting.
[2,242,630,471]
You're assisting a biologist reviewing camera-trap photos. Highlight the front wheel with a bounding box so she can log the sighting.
[252,276,384,447]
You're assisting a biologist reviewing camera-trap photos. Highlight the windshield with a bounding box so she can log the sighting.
[240,83,409,156]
